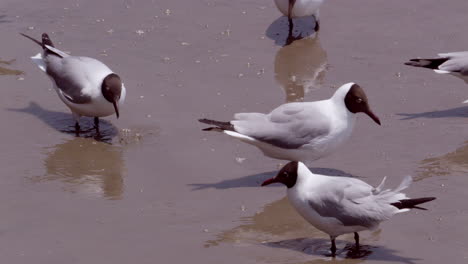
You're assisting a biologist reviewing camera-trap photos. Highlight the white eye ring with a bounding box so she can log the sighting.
[356,98,363,103]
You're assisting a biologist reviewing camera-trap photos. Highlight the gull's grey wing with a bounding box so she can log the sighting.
[45,45,70,58]
[45,56,95,104]
[231,102,331,149]
[308,178,392,228]
[438,51,468,59]
[439,57,468,75]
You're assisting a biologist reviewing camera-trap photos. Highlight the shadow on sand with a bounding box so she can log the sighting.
[0,15,11,24]
[7,101,118,142]
[189,167,356,190]
[266,16,318,46]
[397,105,468,120]
[265,237,419,264]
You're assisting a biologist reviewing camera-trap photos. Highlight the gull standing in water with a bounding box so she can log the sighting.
[199,83,380,162]
[274,0,324,33]
[20,33,126,134]
[406,52,468,102]
[261,161,436,256]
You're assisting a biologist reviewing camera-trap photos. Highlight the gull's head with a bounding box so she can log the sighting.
[343,83,381,125]
[102,73,122,118]
[261,161,301,188]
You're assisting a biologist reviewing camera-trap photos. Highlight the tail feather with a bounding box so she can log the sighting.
[391,197,436,210]
[20,33,55,48]
[41,33,55,47]
[20,32,62,58]
[404,58,449,70]
[20,33,42,47]
[199,118,235,132]
[374,176,387,193]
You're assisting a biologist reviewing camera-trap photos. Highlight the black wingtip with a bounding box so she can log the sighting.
[202,127,223,132]
[20,32,56,50]
[404,59,424,67]
[404,57,449,69]
[420,197,436,203]
[198,118,234,131]
[20,33,42,47]
[391,197,436,210]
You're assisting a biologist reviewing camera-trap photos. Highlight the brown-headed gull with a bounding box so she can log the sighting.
[261,161,436,256]
[199,83,380,162]
[20,33,126,134]
[405,52,468,102]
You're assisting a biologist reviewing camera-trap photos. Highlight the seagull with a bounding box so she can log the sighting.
[261,161,436,256]
[274,0,324,33]
[20,33,126,134]
[405,52,468,102]
[199,83,380,162]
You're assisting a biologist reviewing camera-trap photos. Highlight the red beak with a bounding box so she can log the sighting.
[261,177,278,186]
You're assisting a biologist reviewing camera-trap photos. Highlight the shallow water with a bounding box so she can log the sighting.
[0,0,467,263]
[418,142,468,180]
[274,35,327,102]
[0,58,23,75]
[37,138,126,199]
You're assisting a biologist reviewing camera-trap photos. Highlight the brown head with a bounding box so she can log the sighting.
[261,161,299,188]
[344,84,381,125]
[101,73,122,118]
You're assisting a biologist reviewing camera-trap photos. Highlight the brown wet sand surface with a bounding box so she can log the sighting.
[0,0,468,263]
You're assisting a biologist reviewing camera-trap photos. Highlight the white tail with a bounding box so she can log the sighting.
[393,175,412,193]
[30,53,46,72]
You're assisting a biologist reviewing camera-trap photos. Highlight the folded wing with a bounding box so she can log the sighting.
[232,102,331,149]
[307,177,408,228]
[45,56,112,104]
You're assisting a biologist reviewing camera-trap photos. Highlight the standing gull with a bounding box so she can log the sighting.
[199,83,380,162]
[20,33,126,134]
[261,161,436,256]
[405,52,468,102]
[274,0,323,33]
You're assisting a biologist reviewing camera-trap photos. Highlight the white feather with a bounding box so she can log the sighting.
[30,53,47,72]
[434,69,450,74]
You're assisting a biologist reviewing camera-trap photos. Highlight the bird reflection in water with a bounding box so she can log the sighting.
[206,197,382,259]
[37,137,125,199]
[274,35,327,103]
[206,197,327,247]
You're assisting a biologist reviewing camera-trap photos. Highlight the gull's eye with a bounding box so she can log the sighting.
[356,98,363,103]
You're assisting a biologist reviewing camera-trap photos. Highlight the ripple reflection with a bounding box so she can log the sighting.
[37,137,126,199]
[274,36,327,103]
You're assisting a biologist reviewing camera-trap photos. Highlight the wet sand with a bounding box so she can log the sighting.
[0,0,467,263]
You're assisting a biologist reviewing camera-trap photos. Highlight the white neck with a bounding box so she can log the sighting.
[295,162,317,185]
[330,82,354,104]
[328,83,357,124]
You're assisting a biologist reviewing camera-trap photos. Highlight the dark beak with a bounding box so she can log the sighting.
[113,101,120,119]
[261,177,278,186]
[288,0,295,20]
[365,108,380,125]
